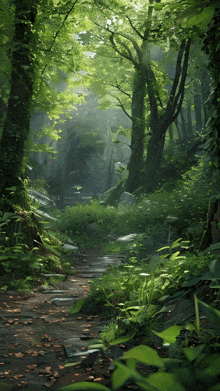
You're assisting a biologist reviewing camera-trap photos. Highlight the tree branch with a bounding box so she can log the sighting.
[126,16,145,40]
[167,40,186,107]
[41,0,79,77]
[116,83,132,99]
[109,33,139,66]
[171,38,191,121]
[114,97,132,120]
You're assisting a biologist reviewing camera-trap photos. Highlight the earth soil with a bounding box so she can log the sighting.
[0,252,148,391]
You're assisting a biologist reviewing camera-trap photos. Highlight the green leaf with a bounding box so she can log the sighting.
[112,359,143,390]
[200,354,220,377]
[145,372,185,391]
[157,246,169,252]
[122,345,164,368]
[153,2,164,11]
[181,4,216,29]
[109,331,137,346]
[210,260,220,278]
[69,298,85,314]
[198,299,220,334]
[5,186,17,191]
[58,382,111,391]
[182,344,205,362]
[152,325,183,345]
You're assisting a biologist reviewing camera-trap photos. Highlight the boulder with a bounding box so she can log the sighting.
[63,243,79,251]
[116,233,138,242]
[118,191,135,206]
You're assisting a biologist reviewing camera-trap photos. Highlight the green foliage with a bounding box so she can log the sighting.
[60,296,220,391]
[0,208,66,289]
[201,5,220,169]
[55,160,219,254]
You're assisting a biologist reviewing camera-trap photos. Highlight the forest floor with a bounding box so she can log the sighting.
[0,251,147,391]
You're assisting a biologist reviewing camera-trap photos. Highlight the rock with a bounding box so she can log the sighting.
[118,191,135,206]
[63,243,79,251]
[43,290,66,294]
[116,233,138,242]
[51,297,77,306]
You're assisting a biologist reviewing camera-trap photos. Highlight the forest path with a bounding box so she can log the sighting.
[0,252,126,391]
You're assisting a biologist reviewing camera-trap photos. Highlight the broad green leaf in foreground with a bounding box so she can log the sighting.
[122,345,164,368]
[152,325,183,345]
[112,359,143,390]
[198,299,220,334]
[182,344,205,362]
[144,372,186,391]
[58,381,111,391]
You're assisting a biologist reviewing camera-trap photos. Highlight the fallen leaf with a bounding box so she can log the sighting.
[13,374,24,379]
[58,365,65,369]
[38,350,45,356]
[14,352,24,358]
[45,377,56,387]
[27,364,37,370]
[94,377,103,381]
[53,371,60,378]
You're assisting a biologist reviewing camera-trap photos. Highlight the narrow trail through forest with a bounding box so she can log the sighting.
[0,252,127,391]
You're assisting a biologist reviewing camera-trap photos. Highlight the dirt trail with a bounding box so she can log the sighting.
[0,253,125,391]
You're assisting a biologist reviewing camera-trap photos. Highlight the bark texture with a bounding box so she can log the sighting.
[0,0,39,205]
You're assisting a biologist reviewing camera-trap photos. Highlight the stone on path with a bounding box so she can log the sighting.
[51,297,77,306]
[116,233,138,242]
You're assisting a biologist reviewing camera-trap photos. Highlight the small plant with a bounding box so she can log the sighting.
[59,298,220,391]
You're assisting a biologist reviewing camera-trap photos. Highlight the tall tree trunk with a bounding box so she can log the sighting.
[175,118,182,140]
[194,80,203,133]
[187,99,193,137]
[0,0,38,208]
[200,69,211,124]
[142,39,191,194]
[126,67,146,193]
[168,123,174,142]
[180,109,187,139]
[144,126,166,193]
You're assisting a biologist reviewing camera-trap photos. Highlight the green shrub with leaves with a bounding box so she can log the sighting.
[59,296,220,391]
[55,160,219,255]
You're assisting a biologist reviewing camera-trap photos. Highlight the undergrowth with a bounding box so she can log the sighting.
[55,161,219,255]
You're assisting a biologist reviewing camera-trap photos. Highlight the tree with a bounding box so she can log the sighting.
[85,0,192,193]
[0,0,83,210]
[0,0,40,208]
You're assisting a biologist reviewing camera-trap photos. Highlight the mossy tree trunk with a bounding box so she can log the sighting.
[0,0,39,209]
[126,66,146,192]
